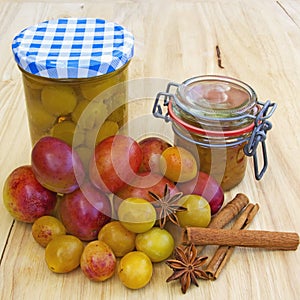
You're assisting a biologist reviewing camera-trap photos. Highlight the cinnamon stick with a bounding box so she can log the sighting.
[204,203,259,279]
[183,227,299,251]
[181,193,249,246]
[208,193,250,229]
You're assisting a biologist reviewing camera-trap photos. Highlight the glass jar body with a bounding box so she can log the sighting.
[172,122,250,191]
[21,62,129,147]
[153,75,277,188]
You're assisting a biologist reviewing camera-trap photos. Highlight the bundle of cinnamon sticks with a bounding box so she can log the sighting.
[181,193,299,280]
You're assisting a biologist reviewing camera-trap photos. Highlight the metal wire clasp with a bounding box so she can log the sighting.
[244,100,277,180]
[152,82,179,122]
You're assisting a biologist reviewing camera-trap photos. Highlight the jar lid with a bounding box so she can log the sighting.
[12,18,134,79]
[171,75,259,132]
[175,75,257,121]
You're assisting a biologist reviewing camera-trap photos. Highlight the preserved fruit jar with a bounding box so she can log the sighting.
[12,18,134,149]
[153,75,276,190]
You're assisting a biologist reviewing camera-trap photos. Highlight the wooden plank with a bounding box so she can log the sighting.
[0,0,299,299]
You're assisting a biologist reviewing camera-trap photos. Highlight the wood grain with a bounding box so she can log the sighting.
[0,1,299,299]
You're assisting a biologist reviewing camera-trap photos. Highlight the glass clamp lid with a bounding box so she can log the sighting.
[174,75,258,122]
[153,75,261,132]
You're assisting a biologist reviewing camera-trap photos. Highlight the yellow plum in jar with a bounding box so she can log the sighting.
[41,85,77,116]
[27,100,56,132]
[51,120,77,146]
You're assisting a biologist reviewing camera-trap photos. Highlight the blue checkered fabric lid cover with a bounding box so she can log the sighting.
[12,18,134,79]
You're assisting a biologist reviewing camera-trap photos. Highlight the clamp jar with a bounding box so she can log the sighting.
[12,18,134,151]
[153,75,277,190]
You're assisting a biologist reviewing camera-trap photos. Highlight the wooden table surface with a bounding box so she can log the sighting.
[1,0,300,299]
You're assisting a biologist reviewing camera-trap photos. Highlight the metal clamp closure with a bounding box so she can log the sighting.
[152,82,179,122]
[244,100,277,180]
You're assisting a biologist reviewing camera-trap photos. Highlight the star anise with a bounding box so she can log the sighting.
[165,243,208,294]
[149,184,186,229]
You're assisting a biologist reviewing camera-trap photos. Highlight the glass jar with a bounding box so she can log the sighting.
[153,75,277,190]
[12,18,134,150]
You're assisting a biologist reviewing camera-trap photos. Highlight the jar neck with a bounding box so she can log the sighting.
[19,61,130,84]
[172,121,251,148]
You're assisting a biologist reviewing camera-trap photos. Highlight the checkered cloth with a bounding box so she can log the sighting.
[12,18,134,78]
